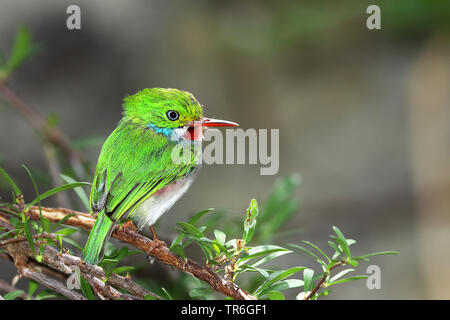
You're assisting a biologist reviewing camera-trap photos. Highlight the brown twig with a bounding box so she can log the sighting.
[304,261,345,300]
[0,82,87,179]
[0,232,56,246]
[21,267,86,300]
[84,273,134,300]
[0,205,257,300]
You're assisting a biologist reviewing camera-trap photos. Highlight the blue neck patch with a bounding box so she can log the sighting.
[147,124,175,138]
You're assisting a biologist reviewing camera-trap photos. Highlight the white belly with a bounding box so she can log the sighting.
[132,172,198,230]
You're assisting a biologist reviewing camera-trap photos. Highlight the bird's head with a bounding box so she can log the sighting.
[122,88,238,140]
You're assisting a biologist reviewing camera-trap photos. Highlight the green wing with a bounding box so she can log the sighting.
[90,123,198,222]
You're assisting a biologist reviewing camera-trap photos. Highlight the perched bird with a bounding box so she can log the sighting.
[82,88,238,265]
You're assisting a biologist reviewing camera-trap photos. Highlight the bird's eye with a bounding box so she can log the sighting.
[166,110,179,121]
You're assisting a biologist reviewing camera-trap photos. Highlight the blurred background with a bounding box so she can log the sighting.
[0,0,449,299]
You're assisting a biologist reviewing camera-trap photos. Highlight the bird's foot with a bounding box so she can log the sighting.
[120,220,136,231]
[147,225,167,254]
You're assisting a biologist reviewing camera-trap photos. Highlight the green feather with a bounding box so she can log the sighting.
[82,210,113,265]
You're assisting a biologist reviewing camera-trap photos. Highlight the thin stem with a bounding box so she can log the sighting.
[304,261,345,300]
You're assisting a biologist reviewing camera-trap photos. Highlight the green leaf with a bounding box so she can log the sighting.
[3,290,24,300]
[255,266,304,295]
[189,287,214,298]
[41,218,50,233]
[60,174,90,211]
[26,182,91,209]
[113,266,136,275]
[55,227,77,236]
[267,290,285,300]
[326,275,368,287]
[50,213,75,232]
[250,250,291,268]
[169,244,186,260]
[144,294,157,300]
[235,264,270,278]
[352,251,400,261]
[0,166,22,197]
[0,230,15,239]
[239,245,290,263]
[257,279,304,296]
[161,288,173,300]
[28,279,38,299]
[287,243,327,269]
[301,240,331,263]
[329,269,354,283]
[303,268,315,293]
[258,174,300,239]
[61,237,83,252]
[328,240,344,258]
[214,230,226,245]
[5,26,39,74]
[176,222,205,239]
[24,217,35,255]
[35,289,59,300]
[80,276,96,300]
[332,226,351,258]
[170,209,214,248]
[243,199,258,243]
[22,165,45,229]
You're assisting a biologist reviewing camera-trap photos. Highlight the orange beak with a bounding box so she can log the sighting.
[185,118,238,140]
[197,117,239,127]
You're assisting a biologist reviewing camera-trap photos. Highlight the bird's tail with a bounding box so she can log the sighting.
[82,209,114,265]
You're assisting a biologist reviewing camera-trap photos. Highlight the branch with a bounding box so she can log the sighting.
[1,211,161,300]
[304,261,345,300]
[0,205,257,300]
[0,81,87,179]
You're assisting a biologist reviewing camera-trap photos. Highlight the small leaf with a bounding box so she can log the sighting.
[113,266,136,275]
[267,290,285,300]
[3,290,24,300]
[251,250,291,268]
[80,276,96,300]
[50,213,76,232]
[26,182,91,209]
[36,289,59,300]
[352,251,400,261]
[239,245,289,263]
[303,268,315,293]
[55,227,77,236]
[0,166,22,197]
[243,199,258,242]
[61,237,83,252]
[287,243,327,269]
[60,174,90,211]
[161,288,173,300]
[28,279,38,299]
[258,279,304,296]
[189,287,214,298]
[332,226,351,258]
[255,266,304,295]
[214,230,226,245]
[329,269,354,283]
[176,222,205,239]
[6,26,39,74]
[24,217,35,255]
[169,244,186,260]
[326,275,368,287]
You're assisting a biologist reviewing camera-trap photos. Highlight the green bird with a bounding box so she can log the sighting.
[82,88,238,265]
